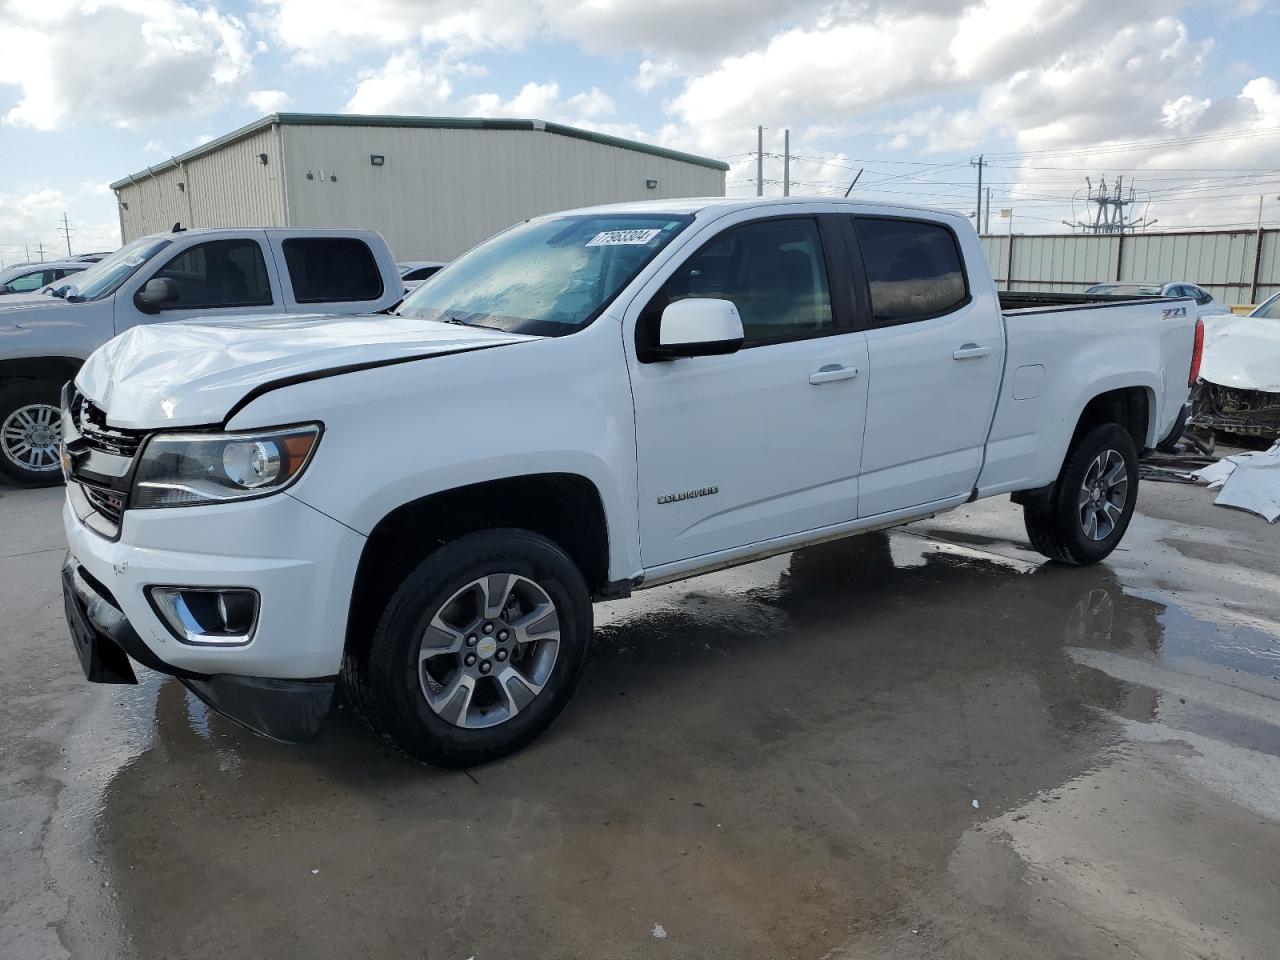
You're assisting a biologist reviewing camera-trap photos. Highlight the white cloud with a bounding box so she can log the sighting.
[0,187,119,263]
[344,51,617,127]
[462,81,616,122]
[633,59,680,94]
[0,1,254,131]
[256,0,539,64]
[247,89,293,113]
[344,51,453,114]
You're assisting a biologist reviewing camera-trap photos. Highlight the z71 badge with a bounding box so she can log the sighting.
[657,486,719,505]
[1162,306,1187,319]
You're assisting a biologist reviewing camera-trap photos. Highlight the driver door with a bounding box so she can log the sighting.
[625,209,869,571]
[116,234,285,333]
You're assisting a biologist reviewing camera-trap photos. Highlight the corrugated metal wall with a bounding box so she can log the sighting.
[980,230,1279,306]
[281,125,726,260]
[115,125,287,241]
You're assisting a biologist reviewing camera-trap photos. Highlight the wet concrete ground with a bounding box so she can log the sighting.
[3,478,1279,959]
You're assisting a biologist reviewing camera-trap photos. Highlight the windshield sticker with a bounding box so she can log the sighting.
[122,255,146,266]
[586,229,662,247]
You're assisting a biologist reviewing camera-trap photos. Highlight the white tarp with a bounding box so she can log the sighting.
[1192,441,1280,522]
[1198,315,1280,393]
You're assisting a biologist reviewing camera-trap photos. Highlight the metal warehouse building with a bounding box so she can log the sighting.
[110,113,728,260]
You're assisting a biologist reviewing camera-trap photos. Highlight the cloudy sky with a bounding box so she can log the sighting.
[0,0,1277,262]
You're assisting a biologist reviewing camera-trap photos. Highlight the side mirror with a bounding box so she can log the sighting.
[134,277,178,313]
[654,298,744,360]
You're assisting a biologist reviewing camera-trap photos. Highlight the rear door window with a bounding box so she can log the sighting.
[150,239,273,309]
[283,237,384,303]
[851,217,969,324]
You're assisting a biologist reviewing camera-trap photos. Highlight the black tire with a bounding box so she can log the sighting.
[343,529,592,768]
[0,379,65,487]
[1023,423,1138,566]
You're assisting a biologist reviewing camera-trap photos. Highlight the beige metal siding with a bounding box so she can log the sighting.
[115,126,286,241]
[282,125,725,260]
[981,229,1280,305]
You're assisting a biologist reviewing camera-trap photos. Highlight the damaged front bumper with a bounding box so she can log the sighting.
[1190,381,1280,439]
[61,558,334,742]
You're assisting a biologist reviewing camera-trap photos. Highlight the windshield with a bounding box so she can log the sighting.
[1251,293,1280,320]
[1087,283,1164,297]
[396,213,692,336]
[62,236,172,301]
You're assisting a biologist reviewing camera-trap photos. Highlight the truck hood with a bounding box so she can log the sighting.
[0,294,74,319]
[1200,314,1280,393]
[77,312,540,429]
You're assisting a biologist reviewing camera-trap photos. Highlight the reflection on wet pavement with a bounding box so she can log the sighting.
[68,526,1279,960]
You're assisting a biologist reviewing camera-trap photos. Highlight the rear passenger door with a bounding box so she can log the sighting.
[271,236,393,314]
[847,215,1004,517]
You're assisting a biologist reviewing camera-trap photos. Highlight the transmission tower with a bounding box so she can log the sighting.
[1066,176,1154,234]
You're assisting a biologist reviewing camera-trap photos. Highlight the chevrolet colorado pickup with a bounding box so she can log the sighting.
[0,227,402,485]
[59,198,1201,766]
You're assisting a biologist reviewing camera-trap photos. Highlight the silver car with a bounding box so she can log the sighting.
[0,260,90,295]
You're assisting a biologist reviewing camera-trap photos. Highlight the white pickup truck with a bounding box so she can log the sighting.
[0,227,402,485]
[60,198,1200,766]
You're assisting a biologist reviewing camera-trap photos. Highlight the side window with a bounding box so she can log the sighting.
[150,239,272,309]
[852,217,969,324]
[1195,287,1213,305]
[4,270,48,293]
[283,237,384,303]
[404,266,441,282]
[650,218,833,346]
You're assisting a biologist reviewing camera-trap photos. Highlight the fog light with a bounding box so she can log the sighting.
[147,587,259,645]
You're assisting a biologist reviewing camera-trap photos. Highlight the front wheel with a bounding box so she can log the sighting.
[0,380,65,487]
[344,529,592,767]
[1023,423,1138,566]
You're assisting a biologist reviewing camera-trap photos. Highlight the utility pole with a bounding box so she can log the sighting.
[984,187,991,234]
[34,241,46,261]
[59,212,73,256]
[783,128,790,197]
[970,155,985,230]
[756,125,763,198]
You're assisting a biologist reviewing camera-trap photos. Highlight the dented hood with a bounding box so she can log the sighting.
[77,312,538,429]
[1199,314,1280,393]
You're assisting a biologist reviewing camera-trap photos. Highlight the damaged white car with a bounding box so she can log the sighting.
[1191,294,1280,439]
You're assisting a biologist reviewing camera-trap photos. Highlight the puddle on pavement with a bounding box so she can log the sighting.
[58,530,1280,960]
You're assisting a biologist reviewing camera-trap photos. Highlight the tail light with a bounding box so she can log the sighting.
[1188,317,1204,387]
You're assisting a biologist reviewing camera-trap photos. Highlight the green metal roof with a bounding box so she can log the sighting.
[111,112,728,189]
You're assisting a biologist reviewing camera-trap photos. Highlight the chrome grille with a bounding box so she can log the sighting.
[64,391,146,536]
[80,480,126,526]
[73,393,146,457]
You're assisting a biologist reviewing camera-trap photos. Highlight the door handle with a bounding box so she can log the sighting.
[809,364,860,385]
[952,343,992,360]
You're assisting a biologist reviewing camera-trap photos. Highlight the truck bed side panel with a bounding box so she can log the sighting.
[977,301,1193,495]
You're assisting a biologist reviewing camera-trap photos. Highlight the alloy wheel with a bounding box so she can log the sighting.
[1077,449,1128,541]
[417,573,561,729]
[1,402,62,474]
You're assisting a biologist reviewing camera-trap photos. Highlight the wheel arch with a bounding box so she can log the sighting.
[1070,384,1155,453]
[0,356,82,387]
[344,472,618,665]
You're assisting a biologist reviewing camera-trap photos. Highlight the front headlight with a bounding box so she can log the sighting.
[131,424,321,508]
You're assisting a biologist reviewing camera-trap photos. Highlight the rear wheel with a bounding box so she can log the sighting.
[0,380,64,487]
[343,529,592,767]
[1023,423,1138,566]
